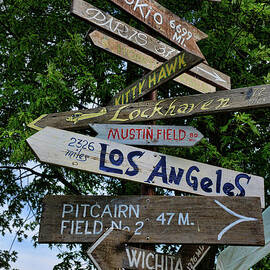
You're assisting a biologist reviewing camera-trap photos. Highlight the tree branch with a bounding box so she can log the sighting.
[0,165,81,195]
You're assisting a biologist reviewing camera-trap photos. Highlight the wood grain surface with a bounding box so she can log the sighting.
[108,0,207,59]
[28,84,269,132]
[38,195,264,245]
[88,228,183,270]
[27,127,265,207]
[89,30,216,93]
[109,50,203,105]
[89,123,204,146]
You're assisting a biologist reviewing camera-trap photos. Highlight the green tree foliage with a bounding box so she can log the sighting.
[0,0,269,269]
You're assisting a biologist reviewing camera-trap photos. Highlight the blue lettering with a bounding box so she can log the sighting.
[99,143,123,174]
[145,155,167,184]
[169,166,184,185]
[223,183,234,196]
[200,177,213,193]
[109,149,124,165]
[235,173,250,196]
[126,151,144,176]
[216,169,222,193]
[186,166,199,191]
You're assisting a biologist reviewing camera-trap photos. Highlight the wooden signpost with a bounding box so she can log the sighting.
[38,195,264,245]
[108,0,207,59]
[88,30,230,91]
[71,0,230,90]
[89,30,216,94]
[179,245,210,270]
[28,84,270,131]
[89,123,204,146]
[71,0,179,61]
[109,51,203,105]
[88,228,184,270]
[27,127,265,206]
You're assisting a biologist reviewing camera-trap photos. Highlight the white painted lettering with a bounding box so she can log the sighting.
[75,220,84,234]
[175,258,183,270]
[101,204,112,218]
[111,220,122,230]
[81,204,90,218]
[85,8,105,22]
[84,220,92,235]
[134,0,148,18]
[146,252,155,269]
[154,13,162,25]
[118,204,128,218]
[126,248,142,268]
[62,204,73,218]
[90,204,101,218]
[129,204,140,218]
[60,220,70,234]
[93,220,103,234]
[155,254,164,270]
[178,213,190,225]
[71,220,74,234]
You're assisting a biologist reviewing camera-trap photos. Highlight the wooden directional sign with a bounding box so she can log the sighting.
[109,51,203,105]
[88,228,184,270]
[27,127,265,206]
[28,84,270,131]
[88,30,230,91]
[89,30,216,94]
[71,0,230,90]
[216,206,270,270]
[38,195,264,245]
[71,0,181,61]
[179,245,210,270]
[108,0,207,59]
[89,124,204,147]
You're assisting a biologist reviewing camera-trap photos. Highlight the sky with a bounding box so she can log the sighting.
[0,232,61,270]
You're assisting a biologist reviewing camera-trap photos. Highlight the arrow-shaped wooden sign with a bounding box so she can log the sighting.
[108,0,207,59]
[216,206,270,270]
[28,84,270,131]
[27,127,265,206]
[38,195,264,245]
[88,228,184,270]
[89,123,204,146]
[71,0,230,90]
[88,28,230,90]
[89,30,216,94]
[71,0,179,61]
[179,245,210,270]
[109,50,203,105]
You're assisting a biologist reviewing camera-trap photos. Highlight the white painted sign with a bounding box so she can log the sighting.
[89,124,204,146]
[27,127,265,207]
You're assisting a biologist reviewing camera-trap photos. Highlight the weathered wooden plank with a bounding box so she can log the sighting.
[89,123,204,146]
[216,206,270,270]
[109,50,203,105]
[179,245,210,269]
[27,127,265,207]
[38,195,264,245]
[108,0,207,59]
[89,30,216,94]
[88,228,183,270]
[28,84,270,132]
[189,63,230,90]
[71,0,180,61]
[88,28,230,90]
[71,0,230,89]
